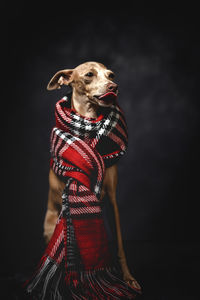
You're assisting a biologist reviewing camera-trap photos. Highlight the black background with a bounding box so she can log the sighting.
[2,3,200,299]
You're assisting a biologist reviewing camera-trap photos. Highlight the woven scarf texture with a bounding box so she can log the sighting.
[23,94,141,299]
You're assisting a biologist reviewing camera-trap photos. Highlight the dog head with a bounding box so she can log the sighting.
[47,62,118,107]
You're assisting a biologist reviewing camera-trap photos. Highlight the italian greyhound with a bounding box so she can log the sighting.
[43,61,141,291]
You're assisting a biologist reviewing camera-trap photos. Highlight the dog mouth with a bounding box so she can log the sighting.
[94,92,117,106]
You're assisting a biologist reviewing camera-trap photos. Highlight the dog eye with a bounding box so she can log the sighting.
[85,72,94,77]
[109,73,115,79]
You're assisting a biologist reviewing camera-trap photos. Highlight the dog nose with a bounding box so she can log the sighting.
[107,83,118,93]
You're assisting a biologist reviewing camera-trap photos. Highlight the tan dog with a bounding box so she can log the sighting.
[43,61,141,290]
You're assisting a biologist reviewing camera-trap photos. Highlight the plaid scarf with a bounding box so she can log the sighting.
[24,94,141,299]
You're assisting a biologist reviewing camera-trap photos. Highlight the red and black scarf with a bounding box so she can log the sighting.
[24,94,141,299]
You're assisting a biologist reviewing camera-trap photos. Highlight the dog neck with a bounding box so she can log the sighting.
[71,91,98,119]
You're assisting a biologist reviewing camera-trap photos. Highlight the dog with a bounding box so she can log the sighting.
[43,61,141,290]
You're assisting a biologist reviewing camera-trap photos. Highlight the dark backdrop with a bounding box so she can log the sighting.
[3,4,200,299]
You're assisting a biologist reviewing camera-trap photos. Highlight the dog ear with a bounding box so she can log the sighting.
[47,69,74,90]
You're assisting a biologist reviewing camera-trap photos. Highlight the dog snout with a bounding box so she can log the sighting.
[107,83,118,93]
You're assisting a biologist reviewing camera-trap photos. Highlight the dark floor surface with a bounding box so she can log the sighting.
[1,241,199,300]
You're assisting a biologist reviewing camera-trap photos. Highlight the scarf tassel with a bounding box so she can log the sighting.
[24,257,140,299]
[67,267,140,300]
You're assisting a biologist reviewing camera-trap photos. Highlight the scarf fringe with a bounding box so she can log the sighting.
[24,256,141,299]
[66,267,140,300]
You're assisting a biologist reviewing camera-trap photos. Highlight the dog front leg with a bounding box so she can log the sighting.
[43,190,61,244]
[104,165,128,265]
[105,164,141,290]
[43,168,63,244]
